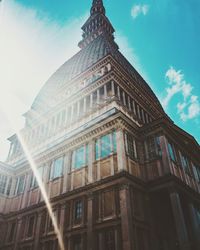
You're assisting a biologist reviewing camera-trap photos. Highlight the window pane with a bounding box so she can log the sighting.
[75,146,85,169]
[75,200,83,220]
[27,216,35,237]
[0,175,7,194]
[126,133,137,160]
[167,143,176,162]
[51,157,63,179]
[6,178,12,196]
[16,175,25,194]
[101,134,111,158]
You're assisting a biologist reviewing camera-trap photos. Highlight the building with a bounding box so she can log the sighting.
[0,0,200,249]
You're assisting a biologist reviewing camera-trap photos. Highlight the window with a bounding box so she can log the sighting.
[145,137,162,160]
[167,142,176,162]
[105,230,115,250]
[180,153,190,174]
[40,211,47,234]
[74,200,83,221]
[50,157,63,180]
[195,165,200,182]
[27,216,35,237]
[30,166,44,189]
[48,210,57,232]
[16,175,25,195]
[95,131,117,160]
[8,221,16,242]
[155,137,162,157]
[72,145,88,169]
[73,237,82,250]
[125,133,137,160]
[6,178,12,196]
[0,175,7,194]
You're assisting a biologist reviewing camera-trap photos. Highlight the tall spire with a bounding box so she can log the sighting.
[78,0,117,49]
[90,0,105,15]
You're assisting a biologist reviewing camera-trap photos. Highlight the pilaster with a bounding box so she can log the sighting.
[188,203,200,250]
[119,184,134,250]
[116,130,127,172]
[87,192,94,250]
[170,192,191,250]
[33,212,43,250]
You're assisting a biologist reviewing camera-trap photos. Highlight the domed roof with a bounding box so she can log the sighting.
[31,0,164,114]
[31,34,118,111]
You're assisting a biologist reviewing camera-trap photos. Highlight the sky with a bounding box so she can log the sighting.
[0,0,199,161]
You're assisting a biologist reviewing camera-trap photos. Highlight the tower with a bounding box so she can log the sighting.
[0,1,200,250]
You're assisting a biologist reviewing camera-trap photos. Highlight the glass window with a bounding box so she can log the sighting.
[50,157,63,180]
[0,175,7,194]
[6,178,12,196]
[72,145,88,169]
[180,153,190,174]
[155,137,162,157]
[74,200,83,221]
[73,237,82,250]
[101,134,111,158]
[167,142,176,162]
[16,175,25,195]
[8,221,16,242]
[95,132,116,160]
[196,166,200,182]
[30,166,44,189]
[105,230,115,250]
[27,216,35,237]
[125,133,137,160]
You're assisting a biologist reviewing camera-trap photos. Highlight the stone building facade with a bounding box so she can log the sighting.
[0,1,200,250]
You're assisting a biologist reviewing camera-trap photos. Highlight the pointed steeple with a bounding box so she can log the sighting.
[78,0,118,50]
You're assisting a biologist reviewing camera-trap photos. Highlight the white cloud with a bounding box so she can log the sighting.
[162,67,200,122]
[131,4,149,19]
[0,0,85,161]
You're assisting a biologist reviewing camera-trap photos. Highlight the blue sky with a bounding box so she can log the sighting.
[0,0,199,160]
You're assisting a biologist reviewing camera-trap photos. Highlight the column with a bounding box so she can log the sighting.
[62,152,71,193]
[87,192,94,250]
[170,192,191,250]
[104,84,107,99]
[111,81,115,97]
[97,89,100,104]
[44,161,52,199]
[83,97,87,113]
[88,141,95,183]
[33,212,43,250]
[188,203,200,250]
[116,130,127,172]
[59,203,66,240]
[90,93,93,108]
[21,173,32,209]
[14,216,22,250]
[119,184,134,250]
[9,176,17,197]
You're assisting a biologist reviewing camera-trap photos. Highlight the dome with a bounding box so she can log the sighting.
[31,0,164,114]
[31,34,118,111]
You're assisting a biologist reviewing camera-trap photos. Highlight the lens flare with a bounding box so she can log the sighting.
[17,131,65,250]
[1,100,65,250]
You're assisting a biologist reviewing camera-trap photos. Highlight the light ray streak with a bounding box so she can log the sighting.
[17,131,65,250]
[0,102,65,250]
